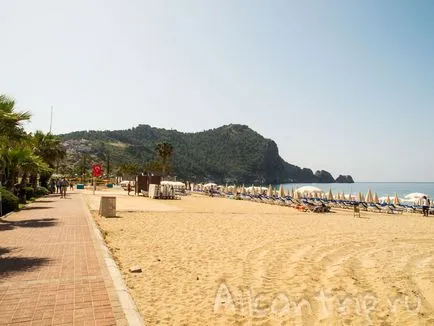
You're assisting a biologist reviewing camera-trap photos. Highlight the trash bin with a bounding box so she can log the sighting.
[106,183,113,188]
[76,184,84,189]
[99,196,116,217]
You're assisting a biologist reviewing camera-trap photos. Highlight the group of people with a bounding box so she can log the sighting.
[50,178,74,198]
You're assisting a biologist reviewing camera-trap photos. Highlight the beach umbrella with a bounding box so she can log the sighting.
[387,195,391,204]
[241,185,245,194]
[267,184,272,197]
[279,185,285,198]
[374,192,379,203]
[341,192,346,200]
[291,187,295,198]
[393,194,400,205]
[327,189,334,201]
[295,186,324,194]
[251,185,256,195]
[365,189,373,203]
[285,188,290,197]
[294,191,301,199]
[358,192,364,202]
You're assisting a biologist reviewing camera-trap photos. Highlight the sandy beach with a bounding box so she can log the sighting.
[83,188,434,325]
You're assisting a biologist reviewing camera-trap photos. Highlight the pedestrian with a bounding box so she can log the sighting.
[60,178,69,198]
[127,182,131,196]
[421,196,429,217]
[70,181,74,191]
[56,179,61,194]
[50,179,56,193]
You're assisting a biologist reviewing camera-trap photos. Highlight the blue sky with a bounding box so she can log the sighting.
[1,0,433,181]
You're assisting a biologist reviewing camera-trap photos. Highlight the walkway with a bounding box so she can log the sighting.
[0,193,130,325]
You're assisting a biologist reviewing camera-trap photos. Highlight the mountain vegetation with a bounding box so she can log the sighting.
[59,124,354,184]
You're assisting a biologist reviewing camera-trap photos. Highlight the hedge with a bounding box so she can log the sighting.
[0,187,19,215]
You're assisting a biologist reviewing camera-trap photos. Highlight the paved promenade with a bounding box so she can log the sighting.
[0,193,129,325]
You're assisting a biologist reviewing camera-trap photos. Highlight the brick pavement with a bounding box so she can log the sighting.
[0,193,129,325]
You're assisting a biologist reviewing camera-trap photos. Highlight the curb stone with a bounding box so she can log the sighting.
[82,195,144,326]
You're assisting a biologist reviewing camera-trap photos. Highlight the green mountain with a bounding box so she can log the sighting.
[59,124,354,184]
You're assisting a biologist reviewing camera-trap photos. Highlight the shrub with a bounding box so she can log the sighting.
[24,187,35,200]
[0,187,19,215]
[34,186,49,197]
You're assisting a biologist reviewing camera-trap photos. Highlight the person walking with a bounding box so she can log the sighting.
[60,178,69,198]
[56,179,61,194]
[127,182,131,196]
[421,196,429,217]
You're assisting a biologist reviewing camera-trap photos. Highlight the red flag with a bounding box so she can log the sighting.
[92,164,102,177]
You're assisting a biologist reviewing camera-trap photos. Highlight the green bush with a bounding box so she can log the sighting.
[0,187,19,215]
[24,187,35,200]
[34,186,49,197]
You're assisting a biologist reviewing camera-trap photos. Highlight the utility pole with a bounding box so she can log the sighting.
[49,106,53,133]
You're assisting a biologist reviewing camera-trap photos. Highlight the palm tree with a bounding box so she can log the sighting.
[155,142,173,176]
[0,95,31,145]
[0,95,32,187]
[32,131,66,188]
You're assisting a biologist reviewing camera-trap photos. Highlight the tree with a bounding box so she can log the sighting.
[155,142,173,176]
[0,95,31,146]
[32,131,66,188]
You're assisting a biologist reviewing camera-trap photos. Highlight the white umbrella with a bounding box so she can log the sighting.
[365,189,373,203]
[374,192,379,203]
[291,187,295,197]
[295,186,324,194]
[279,185,285,198]
[241,185,245,194]
[267,184,272,197]
[294,191,301,199]
[358,192,364,202]
[393,194,400,205]
[386,195,391,204]
[327,189,334,201]
[405,192,427,200]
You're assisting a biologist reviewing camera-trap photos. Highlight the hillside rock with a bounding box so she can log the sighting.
[335,175,355,183]
[315,170,335,183]
[59,124,354,184]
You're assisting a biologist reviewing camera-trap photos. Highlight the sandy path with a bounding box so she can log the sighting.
[84,192,434,325]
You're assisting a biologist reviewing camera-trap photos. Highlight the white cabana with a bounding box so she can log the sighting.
[161,181,186,188]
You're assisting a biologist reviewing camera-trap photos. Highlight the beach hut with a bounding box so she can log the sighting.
[327,189,334,201]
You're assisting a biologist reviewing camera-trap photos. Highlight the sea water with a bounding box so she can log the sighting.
[280,182,434,199]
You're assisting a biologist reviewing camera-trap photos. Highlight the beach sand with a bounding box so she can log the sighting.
[83,189,434,325]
